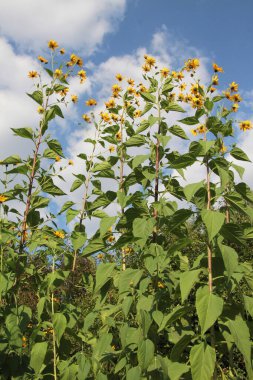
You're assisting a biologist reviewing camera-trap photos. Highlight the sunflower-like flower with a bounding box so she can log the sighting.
[48,40,59,50]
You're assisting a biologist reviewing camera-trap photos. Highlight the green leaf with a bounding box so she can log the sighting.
[244,295,253,318]
[132,154,149,169]
[47,139,64,157]
[218,243,238,279]
[136,119,150,134]
[31,196,50,209]
[204,99,213,111]
[95,263,115,293]
[196,286,223,335]
[66,208,79,224]
[27,90,43,105]
[183,181,203,201]
[92,161,112,172]
[190,342,216,380]
[70,178,83,192]
[156,134,171,148]
[198,140,215,155]
[212,95,224,102]
[230,147,251,162]
[140,92,156,103]
[133,218,155,247]
[40,177,66,196]
[201,209,225,241]
[1,155,22,165]
[180,269,201,302]
[82,238,106,257]
[11,127,33,140]
[226,316,253,378]
[167,360,189,380]
[126,367,141,380]
[178,116,199,125]
[59,201,75,214]
[158,306,192,332]
[30,342,48,375]
[137,339,154,370]
[99,216,117,237]
[169,125,189,139]
[71,231,87,250]
[125,135,146,147]
[53,313,67,346]
[166,102,186,113]
[231,163,245,179]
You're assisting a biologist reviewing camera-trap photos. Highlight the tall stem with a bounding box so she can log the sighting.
[119,112,126,270]
[205,137,217,380]
[153,87,161,242]
[51,254,57,380]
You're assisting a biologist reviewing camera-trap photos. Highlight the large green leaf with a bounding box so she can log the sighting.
[230,147,251,162]
[11,127,33,140]
[137,339,154,370]
[125,135,146,147]
[190,342,216,380]
[196,286,223,335]
[169,125,189,140]
[180,269,201,302]
[30,342,48,375]
[167,360,189,380]
[95,263,115,293]
[183,181,203,201]
[218,243,238,279]
[53,313,67,346]
[226,316,253,378]
[178,116,199,125]
[201,209,225,241]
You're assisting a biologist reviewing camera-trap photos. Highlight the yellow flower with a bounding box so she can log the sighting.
[139,84,147,92]
[220,143,227,153]
[229,81,239,92]
[111,113,119,122]
[0,195,8,203]
[28,71,38,78]
[144,55,156,67]
[239,120,253,132]
[212,75,219,86]
[112,84,122,93]
[178,93,185,101]
[107,235,115,242]
[157,281,165,289]
[71,95,78,103]
[116,131,122,141]
[82,114,91,122]
[78,69,87,83]
[54,230,65,239]
[210,87,216,93]
[127,86,135,94]
[134,109,142,118]
[191,97,203,109]
[197,124,207,134]
[231,93,242,103]
[68,160,74,165]
[109,145,115,153]
[101,112,111,122]
[97,253,104,260]
[60,48,65,54]
[59,88,69,97]
[223,91,232,100]
[55,155,61,162]
[85,98,97,106]
[38,56,48,64]
[54,69,62,78]
[48,40,59,50]
[191,129,198,136]
[115,73,124,81]
[177,72,184,80]
[127,78,135,86]
[179,83,187,91]
[232,103,239,112]
[142,63,151,72]
[185,58,200,71]
[160,67,170,78]
[37,106,44,114]
[213,63,224,73]
[105,98,116,108]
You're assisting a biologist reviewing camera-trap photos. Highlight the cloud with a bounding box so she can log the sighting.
[0,0,126,54]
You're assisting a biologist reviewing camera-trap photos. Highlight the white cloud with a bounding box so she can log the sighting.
[0,0,126,54]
